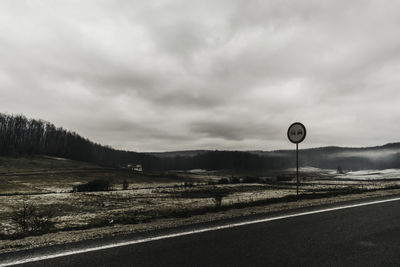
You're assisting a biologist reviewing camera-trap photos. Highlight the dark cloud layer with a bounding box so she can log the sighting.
[1,0,400,151]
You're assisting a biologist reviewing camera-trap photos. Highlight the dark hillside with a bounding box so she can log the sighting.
[0,113,158,170]
[1,113,400,171]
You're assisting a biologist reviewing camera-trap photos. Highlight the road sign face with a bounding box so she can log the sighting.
[287,122,306,144]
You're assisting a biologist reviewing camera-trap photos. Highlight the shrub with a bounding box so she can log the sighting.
[183,181,194,188]
[217,178,229,184]
[242,176,262,183]
[122,180,129,190]
[276,175,292,181]
[213,194,223,207]
[229,177,241,184]
[337,166,344,174]
[74,179,112,192]
[11,202,54,233]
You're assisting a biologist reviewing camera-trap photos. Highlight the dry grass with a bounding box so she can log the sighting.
[1,156,400,254]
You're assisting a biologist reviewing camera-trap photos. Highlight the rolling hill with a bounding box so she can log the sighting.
[1,112,400,171]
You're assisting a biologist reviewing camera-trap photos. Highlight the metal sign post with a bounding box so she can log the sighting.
[287,122,306,195]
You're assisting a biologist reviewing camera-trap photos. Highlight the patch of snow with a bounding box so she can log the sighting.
[335,169,400,180]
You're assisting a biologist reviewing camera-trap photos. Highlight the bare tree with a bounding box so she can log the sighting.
[11,202,54,233]
[11,202,35,232]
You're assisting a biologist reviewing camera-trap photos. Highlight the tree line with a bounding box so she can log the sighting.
[1,113,399,171]
[0,113,294,171]
[0,113,155,169]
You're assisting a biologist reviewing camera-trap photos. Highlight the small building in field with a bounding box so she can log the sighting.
[125,163,143,172]
[133,164,143,172]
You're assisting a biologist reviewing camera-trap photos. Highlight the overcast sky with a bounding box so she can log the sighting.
[1,0,400,152]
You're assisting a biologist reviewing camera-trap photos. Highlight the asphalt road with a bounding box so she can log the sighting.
[5,197,400,267]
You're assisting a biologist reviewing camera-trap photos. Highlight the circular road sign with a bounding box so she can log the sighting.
[287,122,306,144]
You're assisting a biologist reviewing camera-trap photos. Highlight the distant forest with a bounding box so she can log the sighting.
[0,113,153,168]
[0,113,286,171]
[1,113,400,171]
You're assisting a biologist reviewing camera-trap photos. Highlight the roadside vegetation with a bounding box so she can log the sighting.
[11,202,54,234]
[73,179,112,192]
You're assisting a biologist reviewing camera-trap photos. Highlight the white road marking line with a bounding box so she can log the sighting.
[2,196,400,266]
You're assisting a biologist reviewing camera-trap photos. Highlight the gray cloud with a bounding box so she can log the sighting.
[1,0,400,151]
